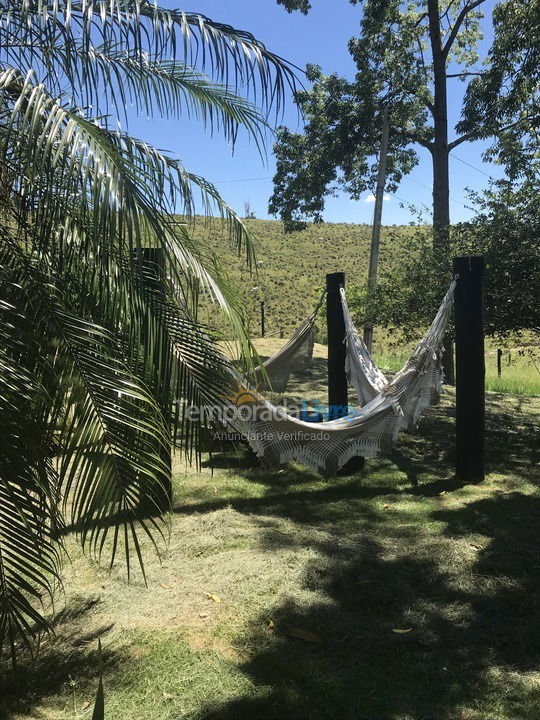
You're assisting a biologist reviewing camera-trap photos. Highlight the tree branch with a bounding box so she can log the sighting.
[449,117,540,151]
[426,100,436,117]
[443,0,487,58]
[446,71,486,78]
[448,131,477,150]
[440,0,460,25]
[394,127,433,151]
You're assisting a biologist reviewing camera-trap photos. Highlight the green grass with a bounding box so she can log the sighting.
[192,216,413,337]
[484,353,540,396]
[1,360,539,720]
[371,348,540,397]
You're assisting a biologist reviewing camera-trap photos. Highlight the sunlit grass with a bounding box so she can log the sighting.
[373,349,540,396]
[485,353,540,396]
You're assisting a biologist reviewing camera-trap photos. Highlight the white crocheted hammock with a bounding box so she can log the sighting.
[227,281,455,475]
[250,291,325,393]
[340,286,388,405]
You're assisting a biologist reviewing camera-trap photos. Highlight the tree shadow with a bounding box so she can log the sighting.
[196,490,540,719]
[186,384,540,718]
[433,492,540,670]
[0,596,121,720]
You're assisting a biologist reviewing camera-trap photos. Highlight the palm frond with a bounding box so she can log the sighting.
[0,0,290,664]
[1,244,171,576]
[0,68,256,291]
[1,2,299,117]
[0,293,63,661]
[74,47,270,149]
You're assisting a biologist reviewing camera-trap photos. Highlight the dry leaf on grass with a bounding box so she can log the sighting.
[392,628,413,634]
[285,627,322,643]
[204,592,222,603]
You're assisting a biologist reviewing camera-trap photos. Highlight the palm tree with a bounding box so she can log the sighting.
[0,1,296,663]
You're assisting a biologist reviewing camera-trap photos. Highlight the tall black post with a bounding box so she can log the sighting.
[453,256,485,483]
[326,272,348,420]
[140,247,173,510]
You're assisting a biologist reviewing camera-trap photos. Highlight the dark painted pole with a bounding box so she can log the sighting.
[140,247,173,510]
[453,256,485,483]
[260,301,265,338]
[326,272,348,420]
[497,348,502,378]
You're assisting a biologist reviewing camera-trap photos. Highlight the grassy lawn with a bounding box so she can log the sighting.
[373,345,540,397]
[1,356,539,720]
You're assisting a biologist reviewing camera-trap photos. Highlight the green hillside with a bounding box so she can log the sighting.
[192,217,412,337]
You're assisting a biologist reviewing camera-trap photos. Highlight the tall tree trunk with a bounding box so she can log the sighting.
[432,139,450,245]
[428,0,454,383]
[363,107,390,354]
[428,0,450,246]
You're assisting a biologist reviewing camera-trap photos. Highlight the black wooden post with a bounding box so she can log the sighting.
[326,272,348,420]
[260,301,265,338]
[497,348,502,378]
[140,247,173,510]
[453,256,485,483]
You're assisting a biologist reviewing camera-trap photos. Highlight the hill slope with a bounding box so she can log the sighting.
[193,217,412,337]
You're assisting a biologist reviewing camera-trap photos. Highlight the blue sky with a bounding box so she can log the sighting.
[128,0,504,226]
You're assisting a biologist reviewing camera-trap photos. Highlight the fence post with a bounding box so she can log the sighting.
[453,256,485,483]
[326,272,348,420]
[260,301,265,338]
[497,348,502,377]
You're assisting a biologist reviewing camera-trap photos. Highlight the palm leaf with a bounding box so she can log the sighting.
[4,2,299,116]
[0,0,295,663]
[0,294,63,661]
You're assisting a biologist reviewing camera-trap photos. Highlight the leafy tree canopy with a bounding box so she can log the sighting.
[459,0,540,180]
[270,0,537,241]
[268,61,422,231]
[277,0,312,11]
[367,179,540,338]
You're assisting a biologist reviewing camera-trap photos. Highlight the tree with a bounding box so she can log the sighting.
[244,200,257,219]
[0,1,296,662]
[270,0,535,246]
[369,179,540,339]
[456,180,540,337]
[459,0,540,181]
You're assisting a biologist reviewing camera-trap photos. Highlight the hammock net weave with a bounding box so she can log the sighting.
[250,291,324,394]
[226,281,455,475]
[340,286,388,405]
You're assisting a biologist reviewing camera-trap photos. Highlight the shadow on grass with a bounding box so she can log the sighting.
[188,387,540,718]
[197,493,540,720]
[0,597,120,720]
[175,391,538,529]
